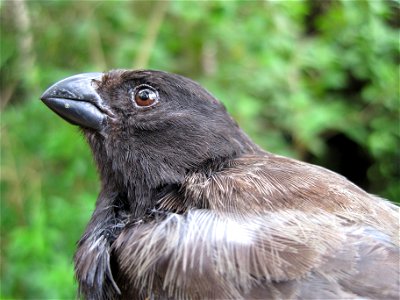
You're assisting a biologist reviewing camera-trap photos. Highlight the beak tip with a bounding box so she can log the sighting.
[40,87,52,102]
[40,93,48,102]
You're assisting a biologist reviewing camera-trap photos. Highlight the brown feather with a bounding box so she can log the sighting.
[113,153,399,299]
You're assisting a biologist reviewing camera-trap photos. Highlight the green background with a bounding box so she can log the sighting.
[1,1,399,299]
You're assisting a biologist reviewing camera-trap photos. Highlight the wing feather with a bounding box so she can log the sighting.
[113,154,399,299]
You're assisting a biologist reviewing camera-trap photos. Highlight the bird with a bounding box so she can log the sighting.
[41,70,399,300]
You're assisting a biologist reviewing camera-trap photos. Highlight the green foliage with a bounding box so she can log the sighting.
[1,100,97,298]
[1,1,399,298]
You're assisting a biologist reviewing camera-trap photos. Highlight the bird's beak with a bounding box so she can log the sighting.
[40,73,110,131]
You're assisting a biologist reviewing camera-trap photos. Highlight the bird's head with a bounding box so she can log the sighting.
[41,70,259,193]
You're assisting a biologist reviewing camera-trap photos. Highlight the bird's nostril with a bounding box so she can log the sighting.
[57,89,76,99]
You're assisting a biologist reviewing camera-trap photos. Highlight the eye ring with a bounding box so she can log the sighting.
[133,84,159,108]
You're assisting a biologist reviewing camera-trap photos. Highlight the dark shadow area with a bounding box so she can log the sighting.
[307,132,374,190]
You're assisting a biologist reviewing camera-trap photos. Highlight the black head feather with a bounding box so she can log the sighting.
[78,70,261,214]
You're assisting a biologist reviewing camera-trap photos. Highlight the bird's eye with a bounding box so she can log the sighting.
[134,86,158,107]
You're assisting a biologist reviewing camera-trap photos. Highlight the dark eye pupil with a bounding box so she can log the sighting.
[139,90,150,100]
